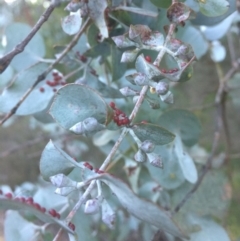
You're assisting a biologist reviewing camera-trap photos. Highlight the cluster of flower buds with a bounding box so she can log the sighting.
[109,102,130,126]
[69,117,105,136]
[39,70,67,93]
[133,140,163,168]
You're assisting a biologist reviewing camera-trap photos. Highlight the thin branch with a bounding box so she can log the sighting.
[0,17,91,126]
[0,2,57,74]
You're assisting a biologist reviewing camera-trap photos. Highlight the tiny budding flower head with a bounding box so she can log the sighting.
[140,140,155,153]
[84,198,100,214]
[147,153,163,168]
[134,149,147,163]
[156,82,169,95]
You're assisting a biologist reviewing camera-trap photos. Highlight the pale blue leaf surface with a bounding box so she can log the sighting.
[189,216,230,241]
[5,23,45,71]
[61,12,82,35]
[174,135,198,184]
[0,62,55,115]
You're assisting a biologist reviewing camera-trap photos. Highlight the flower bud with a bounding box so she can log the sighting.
[140,140,155,153]
[84,199,100,214]
[120,87,139,97]
[69,121,85,135]
[50,174,77,188]
[134,149,147,163]
[134,73,149,86]
[101,200,115,229]
[147,153,163,168]
[83,117,105,133]
[159,91,174,104]
[55,187,75,196]
[156,82,169,95]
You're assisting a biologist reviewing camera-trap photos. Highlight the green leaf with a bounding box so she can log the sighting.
[0,62,54,115]
[189,216,230,241]
[158,109,201,146]
[49,84,109,129]
[61,12,82,35]
[86,23,100,47]
[0,200,74,233]
[145,145,185,190]
[150,0,171,8]
[5,23,45,71]
[174,135,198,184]
[53,46,78,69]
[135,54,162,81]
[115,6,158,17]
[129,24,152,44]
[210,41,226,62]
[191,0,236,26]
[40,140,77,181]
[172,171,231,219]
[167,3,195,24]
[96,174,187,238]
[177,25,208,59]
[121,49,140,63]
[131,122,175,145]
[198,0,229,17]
[112,33,136,49]
[88,0,108,39]
[77,68,123,98]
[4,211,39,241]
[167,38,195,64]
[0,66,13,89]
[111,45,127,79]
[72,208,98,241]
[84,42,110,60]
[199,12,236,41]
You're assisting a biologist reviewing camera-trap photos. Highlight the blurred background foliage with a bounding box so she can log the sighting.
[0,0,240,240]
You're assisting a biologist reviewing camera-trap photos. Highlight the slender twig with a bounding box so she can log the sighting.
[0,2,58,74]
[65,17,177,224]
[0,17,91,126]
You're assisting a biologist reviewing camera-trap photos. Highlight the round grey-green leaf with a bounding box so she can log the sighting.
[158,109,201,146]
[40,140,76,181]
[49,84,109,129]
